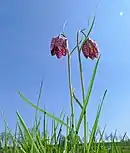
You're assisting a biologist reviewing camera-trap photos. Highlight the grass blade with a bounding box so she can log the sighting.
[16,111,40,153]
[80,15,96,51]
[34,80,43,132]
[73,92,83,109]
[87,89,107,153]
[76,56,101,134]
[18,92,70,129]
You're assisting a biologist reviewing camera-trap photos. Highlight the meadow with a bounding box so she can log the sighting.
[0,14,129,153]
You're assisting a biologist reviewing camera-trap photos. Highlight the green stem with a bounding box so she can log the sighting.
[77,31,87,151]
[67,53,75,153]
[67,54,74,130]
[65,117,69,153]
[62,32,74,131]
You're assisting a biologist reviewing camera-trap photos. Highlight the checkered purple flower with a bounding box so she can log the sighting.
[50,34,68,59]
[82,38,99,59]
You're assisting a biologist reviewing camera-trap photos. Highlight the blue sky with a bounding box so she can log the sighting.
[0,0,130,139]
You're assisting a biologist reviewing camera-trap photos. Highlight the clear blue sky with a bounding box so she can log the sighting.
[0,0,130,139]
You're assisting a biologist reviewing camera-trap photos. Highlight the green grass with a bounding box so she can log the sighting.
[0,13,129,153]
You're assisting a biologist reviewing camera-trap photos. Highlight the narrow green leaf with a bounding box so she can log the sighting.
[18,92,70,129]
[87,89,107,153]
[34,80,43,133]
[80,15,96,51]
[50,109,65,144]
[97,125,106,153]
[16,111,40,153]
[73,92,83,109]
[36,132,45,153]
[76,56,101,133]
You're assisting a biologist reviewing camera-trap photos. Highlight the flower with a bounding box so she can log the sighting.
[81,38,99,59]
[50,34,69,59]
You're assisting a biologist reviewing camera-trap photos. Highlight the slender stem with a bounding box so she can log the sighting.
[77,31,85,105]
[63,32,74,131]
[67,53,75,153]
[77,31,87,151]
[70,39,82,56]
[65,117,69,153]
[67,53,74,130]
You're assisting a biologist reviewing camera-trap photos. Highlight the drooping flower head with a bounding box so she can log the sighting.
[50,34,69,59]
[82,38,99,60]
